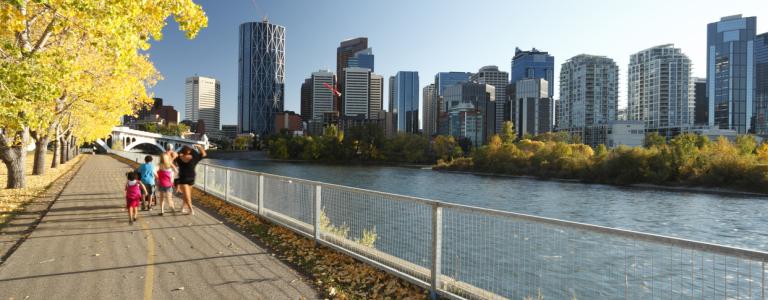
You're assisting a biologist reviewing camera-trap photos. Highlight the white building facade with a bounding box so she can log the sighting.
[628,44,694,137]
[185,76,221,135]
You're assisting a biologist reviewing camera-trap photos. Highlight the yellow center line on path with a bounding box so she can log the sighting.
[142,220,155,300]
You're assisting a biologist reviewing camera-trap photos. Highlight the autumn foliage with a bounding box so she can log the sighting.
[437,133,768,193]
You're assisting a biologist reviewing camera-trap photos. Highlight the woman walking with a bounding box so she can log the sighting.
[174,144,206,215]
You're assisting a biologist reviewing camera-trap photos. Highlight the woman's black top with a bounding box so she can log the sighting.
[175,150,203,184]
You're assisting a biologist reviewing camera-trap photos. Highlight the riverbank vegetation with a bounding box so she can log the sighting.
[266,122,768,193]
[266,124,432,164]
[437,128,768,193]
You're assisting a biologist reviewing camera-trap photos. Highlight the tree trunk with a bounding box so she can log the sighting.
[59,136,67,165]
[32,135,49,175]
[51,138,60,168]
[1,146,26,189]
[0,128,30,189]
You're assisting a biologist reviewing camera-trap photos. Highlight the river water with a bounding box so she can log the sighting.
[206,158,768,251]
[120,151,768,298]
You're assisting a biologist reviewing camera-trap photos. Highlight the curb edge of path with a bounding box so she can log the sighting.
[0,155,90,266]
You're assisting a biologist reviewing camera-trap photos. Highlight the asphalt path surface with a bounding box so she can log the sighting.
[0,155,318,299]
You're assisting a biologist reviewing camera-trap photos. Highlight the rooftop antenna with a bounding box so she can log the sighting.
[249,0,267,22]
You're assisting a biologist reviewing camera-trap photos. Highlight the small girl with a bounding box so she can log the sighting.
[156,153,178,216]
[125,171,147,225]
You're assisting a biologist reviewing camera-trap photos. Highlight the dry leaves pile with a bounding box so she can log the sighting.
[191,189,429,300]
[0,154,84,224]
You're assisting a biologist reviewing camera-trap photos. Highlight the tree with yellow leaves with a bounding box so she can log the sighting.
[0,0,207,188]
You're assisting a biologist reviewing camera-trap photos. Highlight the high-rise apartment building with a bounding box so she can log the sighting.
[515,78,552,137]
[628,44,694,137]
[694,78,708,126]
[394,71,420,133]
[444,82,496,145]
[185,76,221,136]
[422,84,436,136]
[558,54,619,147]
[343,67,371,118]
[471,66,509,134]
[755,32,768,135]
[238,20,285,136]
[369,74,384,118]
[511,47,555,97]
[300,78,312,122]
[707,15,756,134]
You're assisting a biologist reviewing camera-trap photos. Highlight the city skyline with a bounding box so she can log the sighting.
[146,0,767,126]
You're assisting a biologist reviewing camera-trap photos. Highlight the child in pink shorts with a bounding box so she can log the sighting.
[125,171,147,225]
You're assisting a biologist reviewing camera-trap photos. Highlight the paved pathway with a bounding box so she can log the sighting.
[0,155,318,299]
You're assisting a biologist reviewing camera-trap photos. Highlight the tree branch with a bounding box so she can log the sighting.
[29,16,57,55]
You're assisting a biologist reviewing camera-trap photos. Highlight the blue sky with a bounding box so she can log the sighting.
[148,0,767,126]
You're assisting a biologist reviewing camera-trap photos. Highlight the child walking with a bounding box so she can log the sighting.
[156,153,177,216]
[125,171,147,225]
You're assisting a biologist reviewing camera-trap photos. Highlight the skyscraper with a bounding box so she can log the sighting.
[369,74,384,118]
[311,70,335,121]
[238,20,285,136]
[388,76,396,113]
[707,15,756,134]
[471,66,509,134]
[300,78,312,122]
[343,67,371,118]
[558,54,619,146]
[515,78,552,137]
[337,38,368,112]
[434,72,473,113]
[348,48,375,72]
[755,32,768,135]
[628,44,694,137]
[185,76,221,135]
[422,84,436,136]
[511,47,555,97]
[394,71,420,133]
[694,78,709,126]
[444,82,496,145]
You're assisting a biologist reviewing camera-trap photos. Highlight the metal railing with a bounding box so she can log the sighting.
[114,151,768,299]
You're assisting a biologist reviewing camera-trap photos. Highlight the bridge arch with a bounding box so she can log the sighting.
[124,141,165,153]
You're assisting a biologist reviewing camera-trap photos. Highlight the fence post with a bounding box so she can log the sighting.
[257,174,264,216]
[431,204,443,298]
[203,164,208,193]
[314,185,322,241]
[224,168,230,201]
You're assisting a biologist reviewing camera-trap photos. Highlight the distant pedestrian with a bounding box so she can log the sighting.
[174,144,206,215]
[136,155,158,210]
[92,146,96,155]
[156,153,178,216]
[125,171,146,225]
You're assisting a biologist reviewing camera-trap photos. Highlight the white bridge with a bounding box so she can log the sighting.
[97,127,208,153]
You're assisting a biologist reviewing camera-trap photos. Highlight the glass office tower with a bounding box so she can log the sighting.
[754,32,768,135]
[238,20,285,136]
[394,71,420,133]
[707,15,756,134]
[511,47,555,97]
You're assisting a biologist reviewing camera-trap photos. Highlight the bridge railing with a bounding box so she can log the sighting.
[111,149,768,300]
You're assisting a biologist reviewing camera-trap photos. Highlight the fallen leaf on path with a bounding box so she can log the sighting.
[92,253,100,257]
[172,287,185,291]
